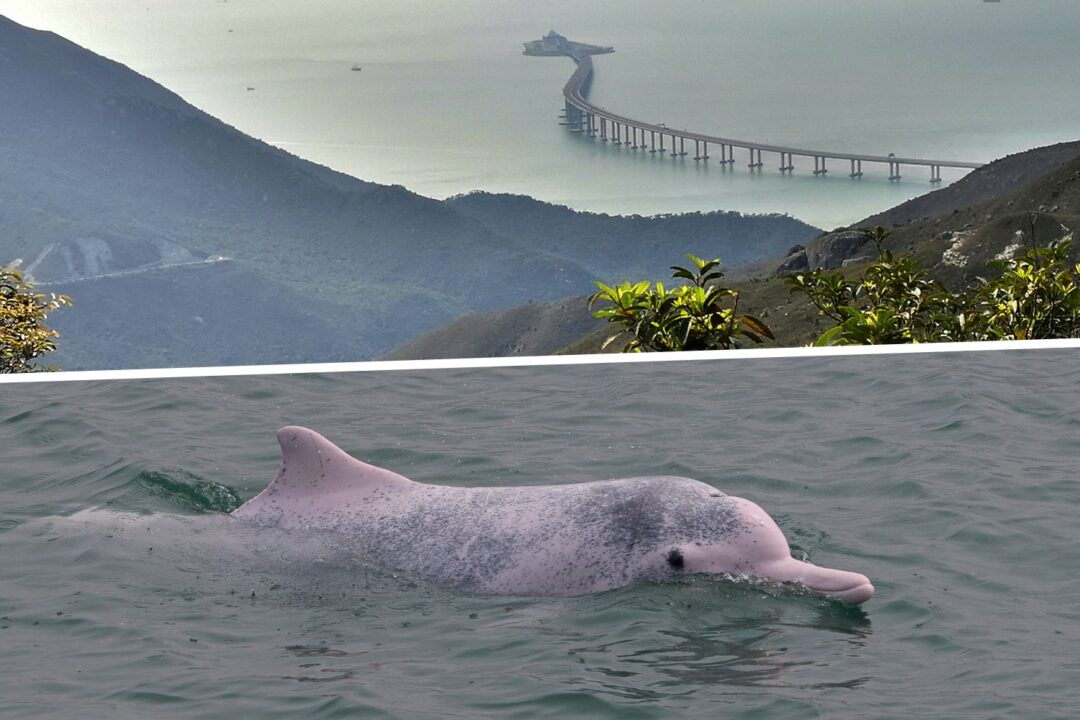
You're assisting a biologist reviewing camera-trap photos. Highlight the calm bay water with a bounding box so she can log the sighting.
[2,349,1080,717]
[5,0,1080,228]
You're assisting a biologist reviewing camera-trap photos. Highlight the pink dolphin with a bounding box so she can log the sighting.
[233,426,874,604]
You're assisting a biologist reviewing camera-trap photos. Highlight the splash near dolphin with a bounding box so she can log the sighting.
[232,426,874,604]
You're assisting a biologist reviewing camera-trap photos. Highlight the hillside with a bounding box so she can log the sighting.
[0,15,818,369]
[387,140,1080,358]
[380,295,605,360]
[47,262,370,368]
[446,193,817,280]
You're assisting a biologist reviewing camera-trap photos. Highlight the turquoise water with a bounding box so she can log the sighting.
[5,0,1080,228]
[3,349,1080,717]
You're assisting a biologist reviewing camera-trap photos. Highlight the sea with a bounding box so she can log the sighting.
[4,0,1080,229]
[2,348,1080,718]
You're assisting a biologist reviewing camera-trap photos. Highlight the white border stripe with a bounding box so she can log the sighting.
[3,339,1080,384]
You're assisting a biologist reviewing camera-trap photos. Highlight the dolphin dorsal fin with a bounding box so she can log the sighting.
[274,425,412,492]
[233,426,411,520]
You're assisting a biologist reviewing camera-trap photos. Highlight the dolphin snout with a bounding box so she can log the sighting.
[825,578,875,605]
[765,558,875,605]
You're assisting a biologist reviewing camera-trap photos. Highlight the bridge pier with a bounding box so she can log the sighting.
[562,101,581,132]
[540,37,983,187]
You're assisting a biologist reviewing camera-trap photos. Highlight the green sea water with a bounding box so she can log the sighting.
[2,349,1080,717]
[5,0,1080,229]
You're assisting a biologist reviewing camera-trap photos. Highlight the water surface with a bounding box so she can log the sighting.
[2,349,1079,717]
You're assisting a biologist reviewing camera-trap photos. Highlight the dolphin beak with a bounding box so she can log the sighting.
[764,558,875,605]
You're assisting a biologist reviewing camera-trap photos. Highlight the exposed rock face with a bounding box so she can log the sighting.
[775,230,872,275]
[807,230,872,268]
[774,248,809,277]
[24,235,204,284]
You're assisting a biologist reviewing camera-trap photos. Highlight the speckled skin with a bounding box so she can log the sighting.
[232,427,874,603]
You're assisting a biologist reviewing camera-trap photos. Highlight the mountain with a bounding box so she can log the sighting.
[859,141,1080,229]
[771,141,1080,285]
[0,15,818,369]
[445,193,817,280]
[386,140,1080,357]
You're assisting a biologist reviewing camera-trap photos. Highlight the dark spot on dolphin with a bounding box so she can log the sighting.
[667,548,684,569]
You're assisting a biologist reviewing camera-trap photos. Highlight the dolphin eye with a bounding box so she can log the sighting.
[667,548,685,569]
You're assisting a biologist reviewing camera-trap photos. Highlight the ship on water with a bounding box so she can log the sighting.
[523,30,613,58]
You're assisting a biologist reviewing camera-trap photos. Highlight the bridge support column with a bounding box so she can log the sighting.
[779,152,794,172]
[600,118,607,142]
[631,126,639,150]
[849,159,863,178]
[694,139,701,160]
[930,165,942,183]
[748,148,763,168]
[702,141,709,160]
[650,130,657,153]
[679,136,687,157]
[659,133,665,154]
[670,134,678,157]
[813,156,827,175]
[888,160,901,181]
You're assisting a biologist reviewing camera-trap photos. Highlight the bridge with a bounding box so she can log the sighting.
[525,32,984,183]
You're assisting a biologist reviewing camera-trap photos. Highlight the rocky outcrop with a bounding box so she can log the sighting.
[775,230,872,275]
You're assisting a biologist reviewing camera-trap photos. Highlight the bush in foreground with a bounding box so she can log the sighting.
[589,254,772,352]
[1,266,71,373]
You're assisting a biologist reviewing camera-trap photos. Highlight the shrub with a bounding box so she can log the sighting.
[590,254,772,352]
[1,266,71,373]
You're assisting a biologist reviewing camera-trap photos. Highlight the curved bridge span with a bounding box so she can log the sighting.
[527,33,984,183]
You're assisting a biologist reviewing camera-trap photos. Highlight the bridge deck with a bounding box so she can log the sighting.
[544,44,983,175]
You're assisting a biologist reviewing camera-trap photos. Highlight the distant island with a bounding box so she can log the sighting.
[522,30,613,58]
